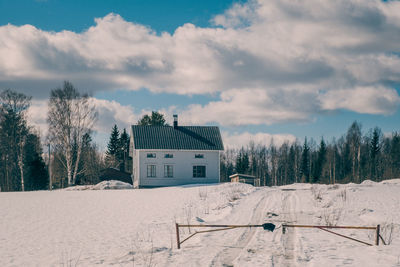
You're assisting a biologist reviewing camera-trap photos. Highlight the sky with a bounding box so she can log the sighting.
[1,0,400,150]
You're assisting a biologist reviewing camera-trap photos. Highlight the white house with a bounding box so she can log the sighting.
[130,115,224,188]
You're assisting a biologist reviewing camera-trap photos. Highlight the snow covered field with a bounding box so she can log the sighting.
[1,180,400,266]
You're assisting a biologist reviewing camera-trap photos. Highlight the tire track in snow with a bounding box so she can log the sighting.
[209,193,268,267]
[270,190,298,266]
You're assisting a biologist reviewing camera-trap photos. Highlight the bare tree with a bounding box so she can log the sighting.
[346,121,362,183]
[47,81,97,186]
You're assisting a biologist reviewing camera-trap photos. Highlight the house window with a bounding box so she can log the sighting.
[195,154,204,159]
[147,153,156,158]
[193,166,206,178]
[164,165,173,178]
[147,165,156,177]
[164,153,173,158]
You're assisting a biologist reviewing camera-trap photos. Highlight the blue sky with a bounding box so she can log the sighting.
[1,0,400,149]
[0,0,237,33]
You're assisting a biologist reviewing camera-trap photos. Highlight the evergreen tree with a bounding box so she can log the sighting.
[312,138,327,183]
[390,132,400,178]
[118,128,130,172]
[369,127,381,181]
[0,89,31,191]
[105,125,120,168]
[137,111,167,126]
[24,133,48,191]
[301,137,310,183]
[235,148,249,174]
[288,144,296,184]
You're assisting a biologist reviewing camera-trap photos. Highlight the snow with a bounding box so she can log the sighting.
[1,180,400,266]
[65,180,133,191]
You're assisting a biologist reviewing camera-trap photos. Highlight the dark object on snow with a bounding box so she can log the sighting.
[266,212,279,218]
[99,168,132,184]
[262,223,276,232]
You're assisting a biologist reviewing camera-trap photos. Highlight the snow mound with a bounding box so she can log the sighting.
[65,180,133,191]
[64,185,93,191]
[380,178,400,185]
[92,180,133,190]
[361,179,376,186]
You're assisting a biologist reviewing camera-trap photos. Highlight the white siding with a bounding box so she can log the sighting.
[131,149,140,188]
[134,150,220,187]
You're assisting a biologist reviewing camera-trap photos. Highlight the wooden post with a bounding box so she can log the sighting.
[176,223,181,249]
[375,225,380,246]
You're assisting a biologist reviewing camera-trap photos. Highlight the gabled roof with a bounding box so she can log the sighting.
[131,125,224,151]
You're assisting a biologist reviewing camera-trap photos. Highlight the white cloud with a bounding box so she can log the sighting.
[222,131,296,149]
[181,88,317,126]
[27,99,48,138]
[90,98,138,133]
[319,86,400,115]
[2,0,400,127]
[27,98,141,141]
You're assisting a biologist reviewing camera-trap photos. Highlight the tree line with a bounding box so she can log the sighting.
[1,82,399,191]
[220,122,400,185]
[0,85,173,192]
[0,82,104,191]
[0,90,47,191]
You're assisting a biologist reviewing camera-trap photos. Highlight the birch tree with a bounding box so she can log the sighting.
[47,81,97,186]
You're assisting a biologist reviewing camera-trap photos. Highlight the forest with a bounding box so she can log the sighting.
[220,122,400,186]
[0,83,399,191]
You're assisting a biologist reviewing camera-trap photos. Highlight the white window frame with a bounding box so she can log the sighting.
[147,153,156,158]
[193,165,206,178]
[164,165,174,178]
[147,165,156,177]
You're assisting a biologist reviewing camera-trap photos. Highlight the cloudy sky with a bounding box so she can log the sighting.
[1,0,400,149]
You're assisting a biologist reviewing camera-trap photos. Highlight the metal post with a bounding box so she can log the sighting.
[176,223,181,249]
[48,143,52,191]
[375,225,380,246]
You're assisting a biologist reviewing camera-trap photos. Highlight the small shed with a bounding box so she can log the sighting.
[229,173,260,187]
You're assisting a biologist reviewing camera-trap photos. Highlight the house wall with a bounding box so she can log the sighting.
[131,149,140,188]
[130,134,140,188]
[133,150,220,187]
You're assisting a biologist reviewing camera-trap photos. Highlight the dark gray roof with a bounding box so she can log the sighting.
[131,125,224,151]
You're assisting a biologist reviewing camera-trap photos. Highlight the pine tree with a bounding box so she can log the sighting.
[118,128,130,172]
[236,148,249,174]
[390,132,400,178]
[301,137,310,183]
[137,111,167,126]
[312,138,327,183]
[369,127,381,181]
[0,89,31,191]
[24,133,48,191]
[105,125,120,168]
